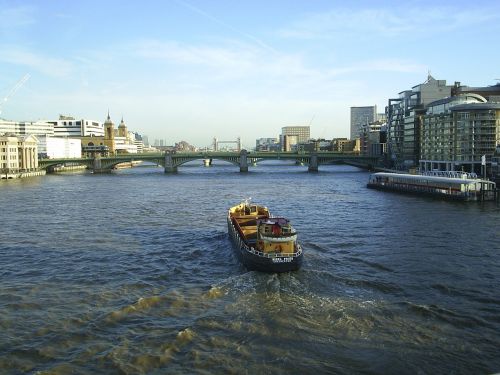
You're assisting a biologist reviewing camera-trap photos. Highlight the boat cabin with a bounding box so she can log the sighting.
[229,202,270,218]
[256,218,297,254]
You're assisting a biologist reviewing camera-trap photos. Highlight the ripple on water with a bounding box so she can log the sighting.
[1,166,499,374]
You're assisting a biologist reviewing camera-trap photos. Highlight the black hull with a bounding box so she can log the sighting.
[227,217,303,273]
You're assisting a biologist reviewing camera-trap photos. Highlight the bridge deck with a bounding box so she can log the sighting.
[38,151,380,172]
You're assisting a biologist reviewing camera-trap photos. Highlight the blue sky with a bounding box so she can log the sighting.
[1,0,499,147]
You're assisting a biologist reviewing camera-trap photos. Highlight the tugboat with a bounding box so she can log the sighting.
[227,199,303,272]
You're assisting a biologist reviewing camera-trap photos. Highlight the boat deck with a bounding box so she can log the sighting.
[232,214,268,243]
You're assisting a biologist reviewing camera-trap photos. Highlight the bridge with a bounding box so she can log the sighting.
[38,151,380,173]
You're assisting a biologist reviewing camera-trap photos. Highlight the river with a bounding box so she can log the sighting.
[0,162,499,374]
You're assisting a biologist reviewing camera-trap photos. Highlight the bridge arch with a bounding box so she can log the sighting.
[38,158,94,171]
[38,151,380,174]
[172,156,240,168]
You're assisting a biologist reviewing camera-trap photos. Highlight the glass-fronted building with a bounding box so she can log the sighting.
[386,75,453,168]
[420,94,500,175]
[350,106,376,140]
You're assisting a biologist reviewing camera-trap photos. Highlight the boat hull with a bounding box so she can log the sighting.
[367,172,497,201]
[367,183,472,201]
[227,217,303,273]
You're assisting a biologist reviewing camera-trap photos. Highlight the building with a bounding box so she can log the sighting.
[298,139,332,152]
[49,115,104,137]
[130,132,146,153]
[386,75,453,168]
[281,126,310,151]
[492,146,500,182]
[420,93,500,175]
[0,133,39,172]
[350,106,376,140]
[37,135,82,159]
[331,138,360,153]
[377,113,387,123]
[80,112,116,156]
[455,82,500,103]
[0,119,54,137]
[141,135,149,148]
[360,121,387,157]
[174,141,197,152]
[256,138,279,151]
[282,135,298,152]
[114,118,138,154]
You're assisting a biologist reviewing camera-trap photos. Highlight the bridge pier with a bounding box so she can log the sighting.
[308,154,318,172]
[239,150,248,173]
[164,153,178,173]
[92,157,112,173]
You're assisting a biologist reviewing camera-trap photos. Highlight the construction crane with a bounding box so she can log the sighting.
[0,73,31,116]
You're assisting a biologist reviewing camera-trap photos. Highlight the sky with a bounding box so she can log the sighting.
[1,0,499,148]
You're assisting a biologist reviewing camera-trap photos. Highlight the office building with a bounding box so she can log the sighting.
[350,106,376,140]
[360,122,387,157]
[420,93,500,175]
[386,75,453,168]
[49,115,104,137]
[37,135,82,159]
[282,135,298,151]
[455,82,500,103]
[0,119,54,137]
[281,126,310,151]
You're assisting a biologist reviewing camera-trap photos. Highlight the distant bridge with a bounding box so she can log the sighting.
[38,151,380,173]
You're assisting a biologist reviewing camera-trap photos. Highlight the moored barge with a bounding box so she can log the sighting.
[227,200,303,272]
[367,172,497,201]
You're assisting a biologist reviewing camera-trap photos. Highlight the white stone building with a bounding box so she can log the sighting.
[0,133,39,172]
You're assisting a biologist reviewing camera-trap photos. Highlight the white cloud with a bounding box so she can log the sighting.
[134,40,256,70]
[130,38,425,96]
[130,39,321,90]
[0,46,73,77]
[278,6,500,40]
[327,59,426,76]
[0,5,35,31]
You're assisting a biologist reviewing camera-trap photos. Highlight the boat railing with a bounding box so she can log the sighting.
[422,170,478,179]
[259,232,298,238]
[229,214,302,258]
[245,244,303,258]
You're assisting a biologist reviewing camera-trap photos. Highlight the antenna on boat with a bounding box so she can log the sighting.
[244,197,252,206]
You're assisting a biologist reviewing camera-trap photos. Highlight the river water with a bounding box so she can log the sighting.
[0,162,499,375]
